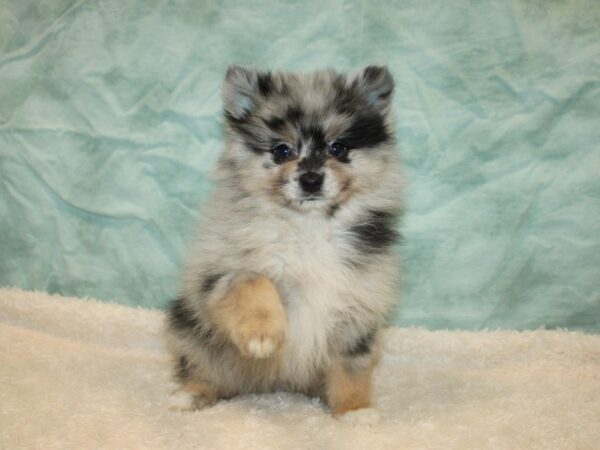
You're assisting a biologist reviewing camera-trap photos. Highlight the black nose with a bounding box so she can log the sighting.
[299,172,324,194]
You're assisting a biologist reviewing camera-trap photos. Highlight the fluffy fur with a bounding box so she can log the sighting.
[165,66,404,419]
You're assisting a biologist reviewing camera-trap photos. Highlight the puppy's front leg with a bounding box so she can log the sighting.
[210,274,286,359]
[326,332,381,424]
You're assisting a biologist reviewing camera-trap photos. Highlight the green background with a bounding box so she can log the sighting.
[1,0,599,331]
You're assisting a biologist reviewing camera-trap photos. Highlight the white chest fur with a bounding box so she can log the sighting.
[248,212,356,383]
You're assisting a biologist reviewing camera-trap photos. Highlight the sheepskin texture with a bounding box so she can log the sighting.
[1,0,600,332]
[1,288,599,449]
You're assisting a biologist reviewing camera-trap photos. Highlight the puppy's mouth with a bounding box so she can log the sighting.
[301,195,321,202]
[295,194,329,210]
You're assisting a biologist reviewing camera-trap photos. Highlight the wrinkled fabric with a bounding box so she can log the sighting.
[0,0,599,331]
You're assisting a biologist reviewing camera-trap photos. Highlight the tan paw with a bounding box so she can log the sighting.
[212,275,287,360]
[248,335,277,358]
[231,314,285,359]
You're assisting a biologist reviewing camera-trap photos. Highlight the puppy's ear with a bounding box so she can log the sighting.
[354,65,394,114]
[223,66,273,120]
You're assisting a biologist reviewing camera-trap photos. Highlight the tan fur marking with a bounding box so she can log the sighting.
[182,380,216,402]
[326,359,374,416]
[210,275,287,359]
[270,161,297,199]
[327,160,360,205]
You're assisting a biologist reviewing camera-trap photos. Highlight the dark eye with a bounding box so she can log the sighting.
[329,141,348,158]
[272,144,294,163]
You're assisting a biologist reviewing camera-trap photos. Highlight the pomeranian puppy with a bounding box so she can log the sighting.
[165,65,403,423]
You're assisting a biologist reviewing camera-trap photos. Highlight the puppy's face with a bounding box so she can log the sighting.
[221,66,396,213]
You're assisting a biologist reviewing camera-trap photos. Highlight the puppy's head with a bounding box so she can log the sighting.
[220,66,396,213]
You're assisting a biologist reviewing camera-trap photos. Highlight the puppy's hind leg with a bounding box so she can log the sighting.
[168,357,217,412]
[326,331,381,424]
[210,273,287,359]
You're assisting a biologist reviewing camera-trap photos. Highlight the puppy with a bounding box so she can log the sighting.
[165,66,403,423]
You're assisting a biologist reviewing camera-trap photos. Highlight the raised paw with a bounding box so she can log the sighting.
[212,275,287,360]
[248,334,277,358]
[231,312,286,359]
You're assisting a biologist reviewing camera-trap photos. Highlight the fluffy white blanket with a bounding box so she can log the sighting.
[1,288,599,449]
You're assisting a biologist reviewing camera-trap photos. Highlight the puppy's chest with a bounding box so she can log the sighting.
[255,216,351,290]
[250,217,355,378]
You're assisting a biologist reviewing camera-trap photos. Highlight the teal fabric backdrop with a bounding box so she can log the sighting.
[1,0,599,331]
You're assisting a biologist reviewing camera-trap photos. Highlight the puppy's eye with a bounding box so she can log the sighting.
[329,141,349,159]
[272,144,294,163]
[329,142,347,157]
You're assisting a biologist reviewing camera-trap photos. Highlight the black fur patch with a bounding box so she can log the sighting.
[301,125,326,146]
[201,273,223,294]
[264,116,286,132]
[363,65,385,84]
[257,72,273,97]
[345,329,376,357]
[297,125,327,171]
[331,75,357,115]
[175,355,192,381]
[349,210,399,255]
[341,114,390,149]
[168,297,198,331]
[298,150,326,172]
[168,297,213,340]
[285,105,304,124]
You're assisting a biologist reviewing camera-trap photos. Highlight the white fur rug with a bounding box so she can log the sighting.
[1,288,599,449]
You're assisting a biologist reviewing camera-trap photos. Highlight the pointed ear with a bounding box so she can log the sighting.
[223,66,258,120]
[223,66,274,120]
[354,65,394,114]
